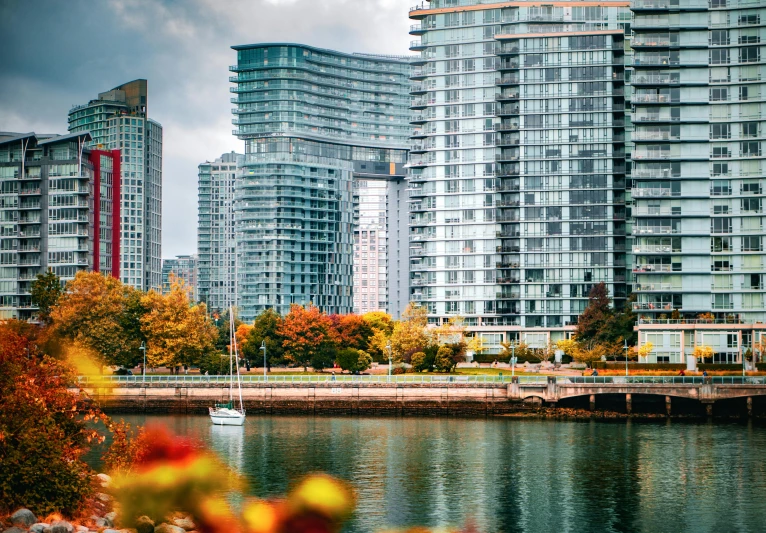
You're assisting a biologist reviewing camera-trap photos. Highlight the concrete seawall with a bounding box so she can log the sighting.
[84,382,522,416]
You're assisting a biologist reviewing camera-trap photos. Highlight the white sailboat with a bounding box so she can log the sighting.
[209,306,246,426]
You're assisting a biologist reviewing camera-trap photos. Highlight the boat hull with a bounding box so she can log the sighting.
[209,407,246,426]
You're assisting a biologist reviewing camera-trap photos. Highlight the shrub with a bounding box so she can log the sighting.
[392,366,405,375]
[411,351,428,372]
[0,321,107,517]
[434,345,454,373]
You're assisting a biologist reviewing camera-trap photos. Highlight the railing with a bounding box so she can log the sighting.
[77,375,766,386]
[78,374,548,385]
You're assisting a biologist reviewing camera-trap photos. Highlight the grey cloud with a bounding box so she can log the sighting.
[0,0,411,258]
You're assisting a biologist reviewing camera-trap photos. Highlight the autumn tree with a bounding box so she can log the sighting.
[0,320,107,516]
[212,308,243,354]
[140,280,218,371]
[52,271,146,371]
[278,304,337,371]
[31,268,63,325]
[390,303,430,362]
[333,314,374,351]
[362,311,394,335]
[366,327,391,363]
[240,308,285,369]
[575,282,614,349]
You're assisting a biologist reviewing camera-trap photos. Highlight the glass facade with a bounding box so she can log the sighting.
[231,44,411,321]
[0,133,118,320]
[409,1,632,350]
[161,254,198,300]
[68,79,163,291]
[197,152,241,313]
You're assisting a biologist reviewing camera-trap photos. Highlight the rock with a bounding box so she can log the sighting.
[95,493,112,503]
[171,518,194,532]
[4,527,27,533]
[75,527,88,532]
[104,513,117,527]
[11,510,37,529]
[96,473,112,488]
[49,521,73,533]
[135,516,155,533]
[30,524,49,533]
[154,524,184,533]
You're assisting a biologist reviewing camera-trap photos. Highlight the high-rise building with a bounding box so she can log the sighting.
[230,43,411,322]
[0,132,120,320]
[408,1,632,352]
[161,254,198,300]
[68,79,163,292]
[197,152,241,313]
[631,0,766,363]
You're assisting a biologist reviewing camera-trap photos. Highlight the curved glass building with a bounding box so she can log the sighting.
[230,44,411,320]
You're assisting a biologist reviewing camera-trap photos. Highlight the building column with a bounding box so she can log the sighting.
[665,395,671,416]
[589,394,596,411]
[626,393,632,415]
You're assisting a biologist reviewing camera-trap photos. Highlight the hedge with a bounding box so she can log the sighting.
[591,362,685,371]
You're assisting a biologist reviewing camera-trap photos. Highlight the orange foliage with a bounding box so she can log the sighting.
[278,305,337,369]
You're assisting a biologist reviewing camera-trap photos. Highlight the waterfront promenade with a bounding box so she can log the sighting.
[79,375,766,416]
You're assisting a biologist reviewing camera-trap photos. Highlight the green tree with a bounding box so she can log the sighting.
[410,351,428,372]
[336,348,372,373]
[434,345,455,373]
[31,269,62,325]
[241,308,285,369]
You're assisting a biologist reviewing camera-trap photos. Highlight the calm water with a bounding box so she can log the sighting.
[94,416,766,533]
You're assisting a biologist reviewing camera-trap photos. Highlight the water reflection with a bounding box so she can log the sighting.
[106,416,766,533]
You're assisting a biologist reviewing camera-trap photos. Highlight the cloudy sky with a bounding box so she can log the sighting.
[0,0,412,258]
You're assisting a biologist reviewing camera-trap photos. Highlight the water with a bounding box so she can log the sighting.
[94,416,766,533]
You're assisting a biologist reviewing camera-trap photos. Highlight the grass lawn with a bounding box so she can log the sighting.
[453,367,548,376]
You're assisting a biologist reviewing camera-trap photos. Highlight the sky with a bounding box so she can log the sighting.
[0,0,412,258]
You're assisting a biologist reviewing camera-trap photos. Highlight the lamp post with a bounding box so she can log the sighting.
[139,341,147,383]
[386,340,393,382]
[624,339,629,377]
[260,340,267,381]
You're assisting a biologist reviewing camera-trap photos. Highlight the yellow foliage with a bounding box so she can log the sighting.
[693,345,714,359]
[556,338,578,357]
[638,341,655,360]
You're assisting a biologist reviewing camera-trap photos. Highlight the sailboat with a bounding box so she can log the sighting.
[209,306,246,426]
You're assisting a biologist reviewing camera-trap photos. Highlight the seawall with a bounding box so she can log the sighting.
[83,382,524,416]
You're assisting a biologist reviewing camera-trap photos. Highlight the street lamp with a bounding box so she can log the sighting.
[140,341,147,383]
[260,340,267,381]
[386,340,393,382]
[624,339,629,377]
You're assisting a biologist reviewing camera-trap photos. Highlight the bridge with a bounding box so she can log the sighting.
[509,376,766,415]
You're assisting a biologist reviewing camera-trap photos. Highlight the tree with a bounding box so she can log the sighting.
[556,338,578,359]
[0,320,107,516]
[334,314,374,351]
[240,308,285,369]
[52,272,145,371]
[362,311,393,335]
[140,280,218,371]
[693,345,714,361]
[31,268,62,324]
[390,303,430,362]
[575,282,614,349]
[638,341,655,362]
[410,351,428,372]
[574,344,608,367]
[434,345,455,373]
[367,327,391,363]
[213,308,243,353]
[278,304,337,371]
[336,348,372,373]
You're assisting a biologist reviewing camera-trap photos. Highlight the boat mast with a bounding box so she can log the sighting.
[233,319,244,411]
[228,306,234,403]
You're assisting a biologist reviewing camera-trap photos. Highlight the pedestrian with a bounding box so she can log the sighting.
[331,371,336,381]
[592,369,599,377]
[702,370,708,377]
[678,369,685,376]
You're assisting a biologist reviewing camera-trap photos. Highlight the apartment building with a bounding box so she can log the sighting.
[161,254,198,300]
[197,152,241,313]
[68,79,163,292]
[230,43,411,322]
[0,132,119,320]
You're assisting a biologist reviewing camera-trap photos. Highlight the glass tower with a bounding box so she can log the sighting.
[197,152,241,312]
[631,0,766,363]
[408,1,632,351]
[230,44,412,321]
[68,79,163,291]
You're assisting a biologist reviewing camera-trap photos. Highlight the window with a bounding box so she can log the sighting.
[710,87,728,101]
[743,236,762,252]
[710,30,729,45]
[743,123,758,138]
[742,141,761,157]
[711,123,730,139]
[711,217,732,233]
[710,48,729,65]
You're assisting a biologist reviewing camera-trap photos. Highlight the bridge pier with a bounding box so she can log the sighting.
[665,395,671,416]
[626,393,632,415]
[589,394,596,411]
[748,397,753,417]
[705,402,714,417]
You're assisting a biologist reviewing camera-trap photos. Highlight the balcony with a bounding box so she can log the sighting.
[633,225,678,235]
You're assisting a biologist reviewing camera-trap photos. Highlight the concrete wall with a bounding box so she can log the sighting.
[84,383,519,416]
